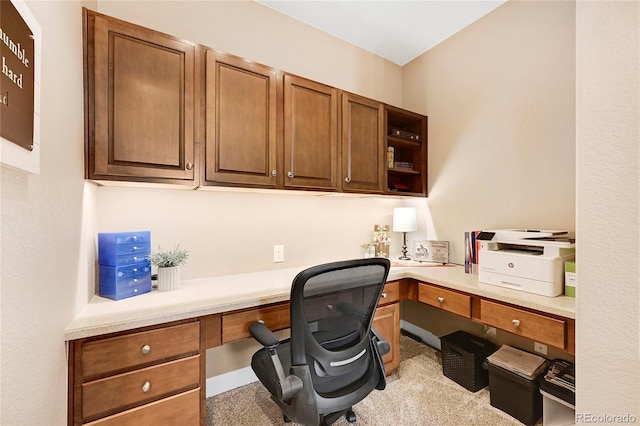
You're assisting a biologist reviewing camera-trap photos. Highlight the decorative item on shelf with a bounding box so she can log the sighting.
[388,128,421,141]
[361,243,376,258]
[386,146,395,169]
[393,207,417,260]
[148,244,189,292]
[414,240,449,264]
[393,161,414,171]
[373,225,390,258]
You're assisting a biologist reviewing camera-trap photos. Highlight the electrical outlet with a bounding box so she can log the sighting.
[273,245,284,263]
[534,342,548,355]
[484,325,497,338]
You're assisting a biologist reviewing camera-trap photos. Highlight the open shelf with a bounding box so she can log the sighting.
[385,106,428,196]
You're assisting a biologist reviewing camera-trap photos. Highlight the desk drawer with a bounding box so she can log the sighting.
[84,388,200,426]
[81,322,200,378]
[418,283,471,318]
[222,303,290,343]
[82,355,200,419]
[480,299,566,349]
[379,281,400,306]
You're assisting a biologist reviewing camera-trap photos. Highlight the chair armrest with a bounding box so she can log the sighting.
[249,321,279,348]
[371,326,390,357]
[249,321,303,402]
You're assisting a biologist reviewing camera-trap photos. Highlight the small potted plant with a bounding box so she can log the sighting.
[148,244,189,292]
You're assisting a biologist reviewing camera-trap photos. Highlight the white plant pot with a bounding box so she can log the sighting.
[157,266,180,292]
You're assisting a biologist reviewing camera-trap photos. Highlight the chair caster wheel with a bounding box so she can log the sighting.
[283,414,292,423]
[345,409,357,423]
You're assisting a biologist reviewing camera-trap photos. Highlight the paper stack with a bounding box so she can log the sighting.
[486,345,548,379]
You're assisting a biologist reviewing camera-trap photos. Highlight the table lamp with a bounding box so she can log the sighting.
[393,207,417,260]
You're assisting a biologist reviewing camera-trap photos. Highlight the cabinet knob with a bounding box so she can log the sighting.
[437,297,445,304]
[287,171,294,178]
[511,319,521,327]
[186,162,194,170]
[344,177,351,183]
[141,344,151,355]
[271,170,277,177]
[142,381,151,393]
[381,293,387,299]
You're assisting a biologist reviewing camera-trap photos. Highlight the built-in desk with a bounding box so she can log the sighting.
[65,264,575,425]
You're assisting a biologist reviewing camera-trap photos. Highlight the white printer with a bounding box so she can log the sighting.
[477,229,575,297]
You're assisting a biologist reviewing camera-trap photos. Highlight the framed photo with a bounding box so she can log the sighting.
[414,240,449,263]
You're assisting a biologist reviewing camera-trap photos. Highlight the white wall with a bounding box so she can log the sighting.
[403,0,576,263]
[97,0,404,107]
[575,0,639,419]
[0,1,92,424]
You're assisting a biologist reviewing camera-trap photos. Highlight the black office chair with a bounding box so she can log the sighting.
[249,258,391,426]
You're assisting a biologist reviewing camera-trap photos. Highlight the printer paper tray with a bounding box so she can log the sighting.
[478,271,563,297]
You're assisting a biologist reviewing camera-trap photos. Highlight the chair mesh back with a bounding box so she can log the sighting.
[302,264,383,350]
[289,259,390,397]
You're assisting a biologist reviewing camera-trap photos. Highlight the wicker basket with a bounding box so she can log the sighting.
[441,330,496,392]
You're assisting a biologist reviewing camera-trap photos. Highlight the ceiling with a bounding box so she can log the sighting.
[257,1,507,66]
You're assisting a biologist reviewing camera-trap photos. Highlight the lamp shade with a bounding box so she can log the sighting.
[393,207,417,232]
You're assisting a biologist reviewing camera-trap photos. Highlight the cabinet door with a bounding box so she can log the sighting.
[85,10,196,183]
[373,303,400,375]
[205,50,278,187]
[341,93,385,193]
[283,75,338,190]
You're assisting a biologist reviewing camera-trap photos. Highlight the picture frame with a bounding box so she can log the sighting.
[414,240,449,263]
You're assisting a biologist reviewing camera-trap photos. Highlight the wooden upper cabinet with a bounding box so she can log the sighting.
[204,50,278,187]
[340,93,385,193]
[84,9,196,183]
[283,75,338,191]
[385,106,428,196]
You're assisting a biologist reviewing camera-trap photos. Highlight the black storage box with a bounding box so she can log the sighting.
[539,360,575,406]
[440,331,496,392]
[487,362,543,426]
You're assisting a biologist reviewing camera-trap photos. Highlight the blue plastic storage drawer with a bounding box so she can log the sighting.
[99,231,151,266]
[99,264,152,301]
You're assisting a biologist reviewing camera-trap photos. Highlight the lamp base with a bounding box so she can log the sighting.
[398,232,411,260]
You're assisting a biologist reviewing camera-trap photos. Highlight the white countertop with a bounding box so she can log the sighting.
[65,263,575,341]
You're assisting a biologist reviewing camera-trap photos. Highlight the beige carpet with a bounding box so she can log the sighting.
[207,335,527,425]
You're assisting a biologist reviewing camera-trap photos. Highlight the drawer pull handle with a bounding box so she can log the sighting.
[141,344,151,355]
[287,171,294,178]
[381,293,387,299]
[142,381,151,393]
[186,162,194,170]
[512,319,521,327]
[271,170,277,177]
[437,297,445,303]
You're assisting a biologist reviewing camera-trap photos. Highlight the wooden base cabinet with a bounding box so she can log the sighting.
[68,321,204,426]
[374,281,401,374]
